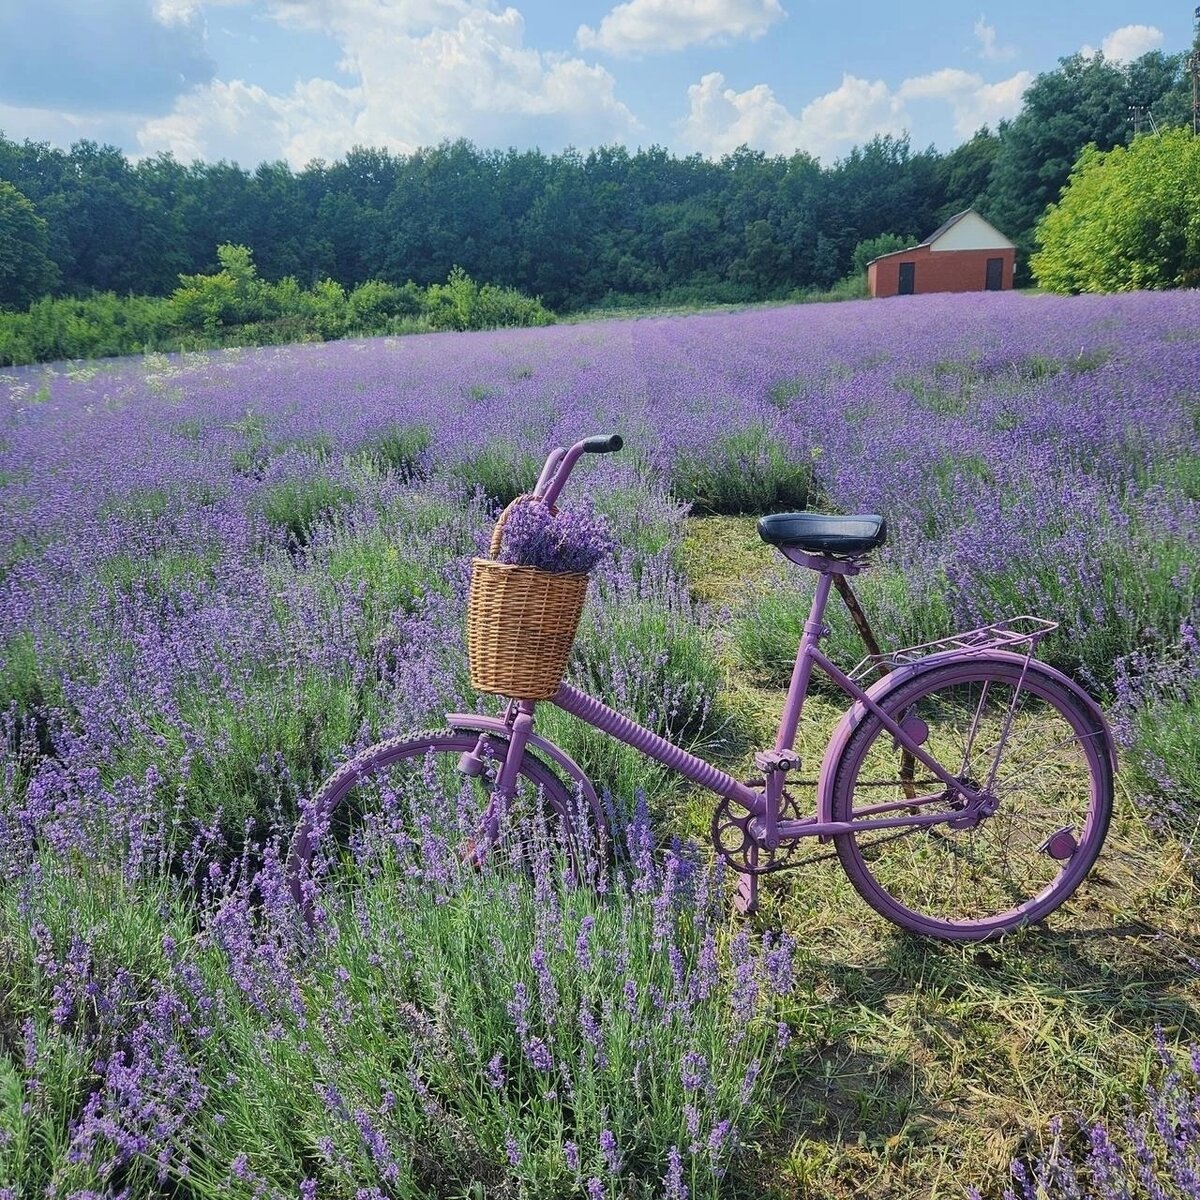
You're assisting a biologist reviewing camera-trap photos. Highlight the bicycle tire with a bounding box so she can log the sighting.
[830,658,1113,941]
[287,729,585,916]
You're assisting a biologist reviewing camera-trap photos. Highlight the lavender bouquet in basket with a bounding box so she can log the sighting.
[497,498,615,574]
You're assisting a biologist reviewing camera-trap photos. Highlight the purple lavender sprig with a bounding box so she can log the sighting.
[496,498,616,575]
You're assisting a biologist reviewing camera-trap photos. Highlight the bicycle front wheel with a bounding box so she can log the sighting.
[830,659,1113,941]
[288,729,586,916]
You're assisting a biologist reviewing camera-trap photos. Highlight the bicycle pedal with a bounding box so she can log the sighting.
[754,749,801,773]
[734,869,759,914]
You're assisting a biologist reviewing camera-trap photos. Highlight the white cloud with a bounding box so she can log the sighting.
[137,77,362,165]
[899,67,1031,138]
[577,0,785,57]
[680,72,902,160]
[136,1,640,166]
[152,0,248,24]
[1081,24,1163,63]
[973,16,1014,62]
[681,66,1030,160]
[0,100,131,146]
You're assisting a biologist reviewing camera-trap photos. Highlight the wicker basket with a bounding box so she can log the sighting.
[466,497,589,699]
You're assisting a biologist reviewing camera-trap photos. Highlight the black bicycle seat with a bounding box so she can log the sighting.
[757,512,887,557]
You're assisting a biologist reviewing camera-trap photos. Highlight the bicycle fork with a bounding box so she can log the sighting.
[457,701,535,851]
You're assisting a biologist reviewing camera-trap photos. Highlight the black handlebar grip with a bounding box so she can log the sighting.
[581,433,624,454]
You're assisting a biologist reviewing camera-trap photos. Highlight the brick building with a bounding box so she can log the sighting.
[867,209,1016,298]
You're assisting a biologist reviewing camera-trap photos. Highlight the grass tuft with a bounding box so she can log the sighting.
[260,477,355,544]
[357,423,432,476]
[672,424,816,515]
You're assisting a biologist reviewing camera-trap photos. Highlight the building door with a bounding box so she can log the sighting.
[898,262,916,295]
[985,257,1003,290]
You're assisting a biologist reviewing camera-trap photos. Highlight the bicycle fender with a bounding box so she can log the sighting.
[444,712,605,831]
[814,651,1117,829]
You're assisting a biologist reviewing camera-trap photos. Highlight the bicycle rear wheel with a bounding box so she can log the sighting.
[288,729,586,918]
[830,659,1112,941]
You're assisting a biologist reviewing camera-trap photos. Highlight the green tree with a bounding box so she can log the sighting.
[0,181,57,307]
[1031,128,1200,293]
[937,127,1002,218]
[171,243,270,333]
[851,232,916,276]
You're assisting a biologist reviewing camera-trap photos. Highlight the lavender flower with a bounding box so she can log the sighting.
[496,498,615,574]
[505,1130,522,1167]
[485,1054,505,1090]
[599,1127,622,1175]
[663,1146,688,1200]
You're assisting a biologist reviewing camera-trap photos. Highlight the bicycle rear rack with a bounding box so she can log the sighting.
[849,616,1059,682]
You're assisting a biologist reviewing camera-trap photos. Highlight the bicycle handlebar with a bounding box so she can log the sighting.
[581,433,623,454]
[533,433,623,505]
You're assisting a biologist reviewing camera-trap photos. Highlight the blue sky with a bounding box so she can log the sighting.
[0,1,1192,168]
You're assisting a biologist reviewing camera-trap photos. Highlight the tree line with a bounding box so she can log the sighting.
[0,49,1193,314]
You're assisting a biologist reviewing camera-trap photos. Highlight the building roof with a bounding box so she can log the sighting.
[865,241,921,267]
[866,208,1014,266]
[918,209,974,246]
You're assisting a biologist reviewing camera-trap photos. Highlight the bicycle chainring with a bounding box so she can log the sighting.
[711,788,822,876]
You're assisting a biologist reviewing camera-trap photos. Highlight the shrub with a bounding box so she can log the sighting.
[1114,622,1200,851]
[425,267,554,332]
[671,424,815,515]
[0,795,797,1197]
[347,279,423,330]
[733,561,952,687]
[260,476,355,544]
[0,292,176,365]
[0,253,554,366]
[302,278,350,341]
[1033,128,1200,293]
[943,485,1200,687]
[851,232,915,276]
[356,423,433,476]
[452,444,542,508]
[0,631,51,712]
[97,549,216,599]
[591,472,688,567]
[979,1032,1200,1200]
[569,558,729,765]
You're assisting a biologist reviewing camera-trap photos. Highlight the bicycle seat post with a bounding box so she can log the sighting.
[774,567,835,756]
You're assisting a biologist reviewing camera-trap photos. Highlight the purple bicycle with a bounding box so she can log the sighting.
[291,435,1115,942]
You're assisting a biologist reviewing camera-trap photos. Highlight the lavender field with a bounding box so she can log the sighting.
[1,291,1197,1198]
